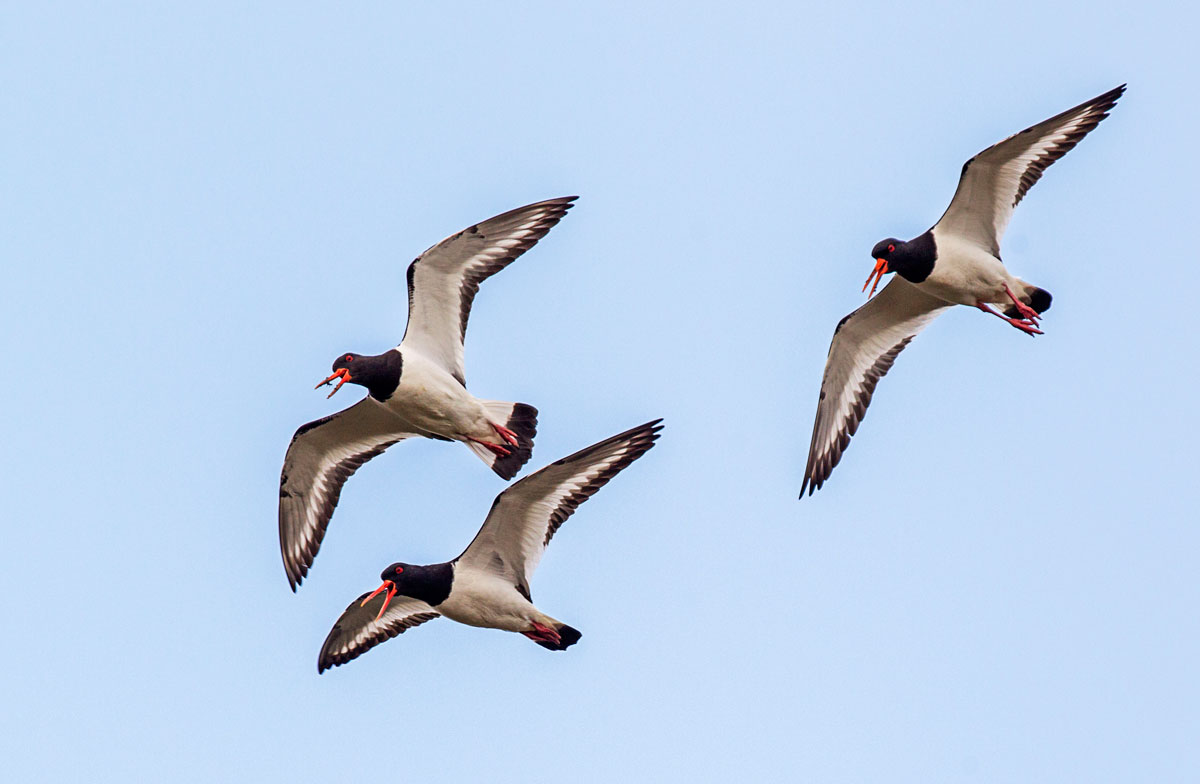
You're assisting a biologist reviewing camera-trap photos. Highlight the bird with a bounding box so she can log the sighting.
[317,419,664,672]
[801,85,1125,497]
[279,196,577,590]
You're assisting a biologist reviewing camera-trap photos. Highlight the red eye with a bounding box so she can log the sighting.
[345,355,353,362]
[887,244,895,253]
[394,566,403,574]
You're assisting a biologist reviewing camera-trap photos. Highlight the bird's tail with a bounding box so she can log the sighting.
[528,622,582,651]
[465,401,537,480]
[1004,282,1053,318]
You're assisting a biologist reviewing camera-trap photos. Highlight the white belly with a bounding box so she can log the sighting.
[921,232,1017,307]
[439,570,538,632]
[383,350,492,440]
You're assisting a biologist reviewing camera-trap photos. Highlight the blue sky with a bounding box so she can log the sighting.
[3,2,1197,781]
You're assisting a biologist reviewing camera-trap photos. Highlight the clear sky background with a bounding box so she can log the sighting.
[3,3,1197,781]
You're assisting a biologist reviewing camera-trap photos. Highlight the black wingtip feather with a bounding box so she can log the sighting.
[317,593,440,673]
[450,197,581,341]
[280,434,400,592]
[799,337,913,499]
[1009,84,1127,208]
[513,418,664,551]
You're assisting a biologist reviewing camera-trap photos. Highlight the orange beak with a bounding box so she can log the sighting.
[316,367,351,399]
[361,579,398,621]
[862,258,889,298]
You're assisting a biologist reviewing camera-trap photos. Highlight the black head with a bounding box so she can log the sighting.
[862,239,901,297]
[373,561,453,607]
[380,562,412,587]
[315,350,403,401]
[871,238,901,262]
[865,232,936,291]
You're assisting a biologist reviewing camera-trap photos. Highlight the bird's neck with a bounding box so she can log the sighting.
[355,350,404,401]
[400,562,454,607]
[892,231,937,283]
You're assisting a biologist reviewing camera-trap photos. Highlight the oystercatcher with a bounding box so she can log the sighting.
[801,86,1124,497]
[280,196,575,589]
[318,420,663,671]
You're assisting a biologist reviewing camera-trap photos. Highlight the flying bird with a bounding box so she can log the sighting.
[317,419,663,672]
[801,85,1125,497]
[280,196,576,589]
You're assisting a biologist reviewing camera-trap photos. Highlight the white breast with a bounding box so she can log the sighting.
[383,350,489,437]
[922,230,1014,306]
[438,568,537,632]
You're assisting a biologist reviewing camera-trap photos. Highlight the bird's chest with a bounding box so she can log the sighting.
[438,573,531,631]
[917,240,1008,305]
[383,353,479,428]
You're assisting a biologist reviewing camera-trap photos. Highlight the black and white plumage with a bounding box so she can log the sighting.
[317,594,443,673]
[401,196,577,388]
[280,196,576,590]
[317,420,664,672]
[801,85,1124,497]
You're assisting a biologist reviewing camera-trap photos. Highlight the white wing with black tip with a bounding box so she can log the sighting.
[318,592,441,673]
[934,85,1125,256]
[457,420,663,599]
[801,279,951,496]
[279,399,422,590]
[399,196,577,385]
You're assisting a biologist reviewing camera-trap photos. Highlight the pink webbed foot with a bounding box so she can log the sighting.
[521,621,561,646]
[1002,283,1042,322]
[976,301,1043,337]
[492,422,520,447]
[467,436,512,457]
[1005,317,1043,336]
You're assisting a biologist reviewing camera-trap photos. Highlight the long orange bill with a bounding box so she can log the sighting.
[862,258,889,298]
[315,367,351,399]
[360,580,397,621]
[375,585,398,621]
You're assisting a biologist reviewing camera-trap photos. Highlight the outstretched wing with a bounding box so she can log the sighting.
[279,399,420,590]
[399,196,577,384]
[318,592,441,673]
[801,279,951,496]
[457,420,663,599]
[934,85,1124,255]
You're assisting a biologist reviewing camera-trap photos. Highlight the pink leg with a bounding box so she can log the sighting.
[492,422,520,447]
[467,436,512,457]
[1002,283,1042,322]
[521,621,562,646]
[976,301,1043,336]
